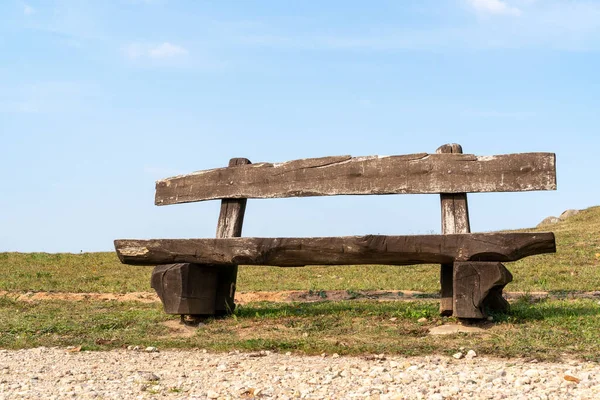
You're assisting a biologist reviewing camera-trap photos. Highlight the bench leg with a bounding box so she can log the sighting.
[439,263,454,316]
[437,143,471,317]
[214,265,238,316]
[151,264,218,315]
[212,158,252,317]
[452,262,513,319]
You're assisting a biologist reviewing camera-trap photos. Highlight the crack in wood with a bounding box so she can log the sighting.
[155,152,556,205]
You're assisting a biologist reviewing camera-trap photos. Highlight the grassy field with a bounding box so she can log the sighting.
[1,207,599,294]
[0,206,599,360]
[1,295,598,361]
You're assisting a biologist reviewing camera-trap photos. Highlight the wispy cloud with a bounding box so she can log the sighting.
[461,109,536,118]
[22,2,107,43]
[0,82,98,114]
[124,42,189,60]
[23,4,35,15]
[234,1,600,52]
[466,0,522,16]
[149,42,188,58]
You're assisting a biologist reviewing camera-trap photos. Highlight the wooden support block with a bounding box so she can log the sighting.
[151,263,218,315]
[214,157,251,316]
[453,262,513,319]
[437,143,471,316]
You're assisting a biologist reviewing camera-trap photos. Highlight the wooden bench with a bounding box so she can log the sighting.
[114,144,557,319]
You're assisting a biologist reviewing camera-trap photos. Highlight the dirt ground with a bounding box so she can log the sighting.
[2,289,599,304]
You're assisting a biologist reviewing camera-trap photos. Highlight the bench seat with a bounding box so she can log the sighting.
[115,232,555,266]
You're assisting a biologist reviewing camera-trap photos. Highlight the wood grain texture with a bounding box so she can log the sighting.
[437,144,471,316]
[215,158,251,239]
[155,152,556,205]
[115,232,556,266]
[151,264,218,315]
[437,145,472,235]
[214,157,251,315]
[453,262,513,319]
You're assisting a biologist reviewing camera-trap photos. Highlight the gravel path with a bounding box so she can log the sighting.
[0,348,598,399]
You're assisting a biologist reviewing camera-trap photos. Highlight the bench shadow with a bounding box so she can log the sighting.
[231,299,437,319]
[491,297,600,323]
[221,297,600,325]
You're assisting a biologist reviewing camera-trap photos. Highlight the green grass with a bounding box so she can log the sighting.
[0,206,599,359]
[509,206,600,292]
[0,296,598,361]
[1,206,599,294]
[0,252,151,293]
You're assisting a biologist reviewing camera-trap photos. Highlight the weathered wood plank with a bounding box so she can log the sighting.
[115,232,555,266]
[437,144,471,316]
[214,157,251,315]
[155,152,556,205]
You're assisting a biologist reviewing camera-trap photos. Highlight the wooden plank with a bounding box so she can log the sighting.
[437,144,471,316]
[155,152,556,205]
[115,232,556,266]
[214,157,251,315]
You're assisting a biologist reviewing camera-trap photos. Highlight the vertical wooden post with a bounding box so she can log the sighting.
[213,157,251,315]
[436,144,471,316]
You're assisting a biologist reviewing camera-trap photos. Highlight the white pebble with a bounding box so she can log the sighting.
[466,350,477,359]
[0,348,598,399]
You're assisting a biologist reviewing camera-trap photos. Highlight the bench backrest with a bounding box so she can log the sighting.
[155,147,556,206]
[131,143,556,316]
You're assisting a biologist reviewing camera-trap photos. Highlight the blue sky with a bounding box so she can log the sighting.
[1,0,599,252]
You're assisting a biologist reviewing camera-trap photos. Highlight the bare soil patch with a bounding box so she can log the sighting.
[0,290,158,303]
[1,289,598,304]
[159,319,199,338]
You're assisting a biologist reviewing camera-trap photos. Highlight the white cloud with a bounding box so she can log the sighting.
[466,0,522,16]
[124,42,188,60]
[24,4,34,15]
[149,42,188,58]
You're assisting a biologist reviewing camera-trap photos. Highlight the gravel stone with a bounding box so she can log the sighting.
[466,350,477,359]
[139,372,160,382]
[0,348,598,399]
